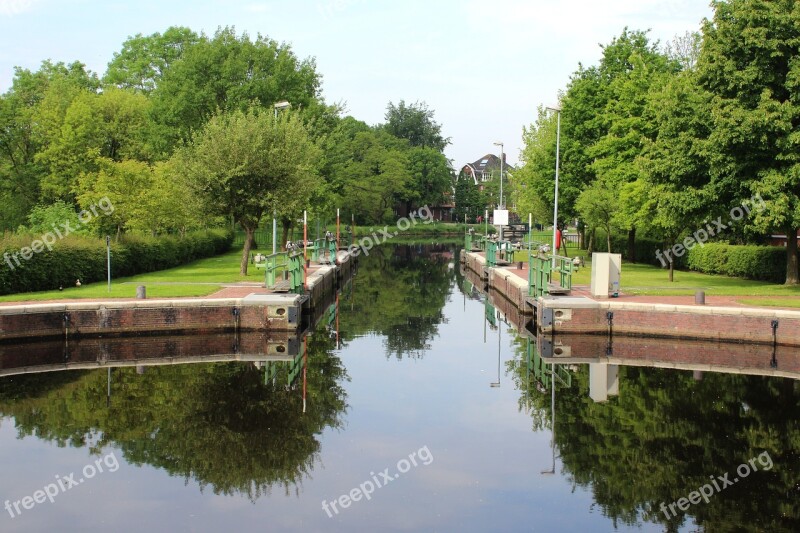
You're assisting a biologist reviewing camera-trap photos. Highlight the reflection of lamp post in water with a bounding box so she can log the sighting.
[541,363,556,475]
[490,319,501,388]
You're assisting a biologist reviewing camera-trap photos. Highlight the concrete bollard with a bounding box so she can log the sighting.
[136,286,147,299]
[695,290,705,305]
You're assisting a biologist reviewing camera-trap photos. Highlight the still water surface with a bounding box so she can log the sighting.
[0,243,798,532]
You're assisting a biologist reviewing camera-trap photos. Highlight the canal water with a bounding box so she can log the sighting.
[0,243,798,532]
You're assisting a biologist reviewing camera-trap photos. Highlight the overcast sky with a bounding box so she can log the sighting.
[0,0,714,168]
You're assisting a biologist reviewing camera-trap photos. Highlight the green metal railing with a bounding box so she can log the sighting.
[265,252,289,288]
[553,255,574,292]
[528,253,574,297]
[529,254,551,298]
[287,350,305,385]
[485,298,497,328]
[264,250,305,294]
[485,238,516,267]
[526,338,572,389]
[311,236,338,263]
[288,251,305,294]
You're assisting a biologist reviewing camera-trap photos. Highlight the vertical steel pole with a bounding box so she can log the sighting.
[106,236,111,293]
[303,210,308,290]
[272,211,277,254]
[552,110,561,269]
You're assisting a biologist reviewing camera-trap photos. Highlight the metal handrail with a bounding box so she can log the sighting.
[528,252,573,297]
[486,238,516,267]
[265,250,305,294]
[265,252,289,288]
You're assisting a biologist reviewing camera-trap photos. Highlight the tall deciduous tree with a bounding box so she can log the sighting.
[179,108,321,274]
[104,26,199,94]
[515,106,560,228]
[151,27,320,153]
[383,100,450,152]
[698,0,800,285]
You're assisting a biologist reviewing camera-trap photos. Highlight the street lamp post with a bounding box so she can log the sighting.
[493,141,504,241]
[273,101,292,253]
[546,106,561,268]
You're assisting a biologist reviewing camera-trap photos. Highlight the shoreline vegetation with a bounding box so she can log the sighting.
[2,237,799,305]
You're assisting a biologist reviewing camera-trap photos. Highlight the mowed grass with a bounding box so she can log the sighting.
[0,249,261,303]
[565,254,800,300]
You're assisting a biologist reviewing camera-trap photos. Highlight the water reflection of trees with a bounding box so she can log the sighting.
[512,341,800,532]
[341,243,455,359]
[0,327,348,500]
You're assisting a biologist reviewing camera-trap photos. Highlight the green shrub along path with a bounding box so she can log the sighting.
[0,249,261,303]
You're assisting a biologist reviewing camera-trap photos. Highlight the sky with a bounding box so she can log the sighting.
[0,0,714,169]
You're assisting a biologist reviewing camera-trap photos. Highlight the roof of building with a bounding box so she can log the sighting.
[461,153,515,175]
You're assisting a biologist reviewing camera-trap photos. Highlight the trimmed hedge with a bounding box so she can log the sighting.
[596,231,786,283]
[0,229,233,295]
[686,243,786,283]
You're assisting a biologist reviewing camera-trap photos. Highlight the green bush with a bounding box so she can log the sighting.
[599,232,785,283]
[688,243,785,283]
[0,229,233,295]
[686,243,730,275]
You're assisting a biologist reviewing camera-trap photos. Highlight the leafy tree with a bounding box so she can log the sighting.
[0,61,99,209]
[150,27,321,153]
[76,158,151,237]
[454,171,485,223]
[697,0,800,284]
[515,106,560,227]
[104,26,199,94]
[324,119,412,224]
[0,67,51,229]
[18,200,90,236]
[178,107,322,274]
[588,42,679,261]
[639,68,714,280]
[401,146,452,213]
[575,180,618,252]
[383,100,450,152]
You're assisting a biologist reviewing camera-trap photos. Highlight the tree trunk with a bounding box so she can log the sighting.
[786,226,799,285]
[669,256,674,282]
[627,227,636,263]
[240,225,254,275]
[281,218,292,250]
[606,226,612,253]
[587,229,595,255]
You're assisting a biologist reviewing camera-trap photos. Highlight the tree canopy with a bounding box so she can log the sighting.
[516,3,800,284]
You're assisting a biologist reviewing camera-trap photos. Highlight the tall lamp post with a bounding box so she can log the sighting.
[493,141,504,241]
[273,101,292,253]
[545,106,561,268]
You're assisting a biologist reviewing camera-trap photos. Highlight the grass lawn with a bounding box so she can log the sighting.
[567,256,800,299]
[0,249,261,303]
